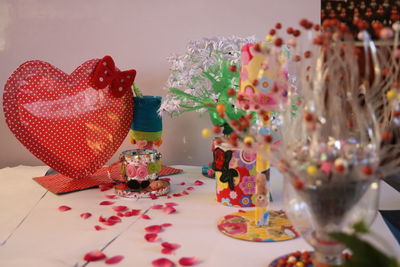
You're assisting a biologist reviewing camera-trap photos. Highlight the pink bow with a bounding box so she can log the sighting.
[92,55,136,97]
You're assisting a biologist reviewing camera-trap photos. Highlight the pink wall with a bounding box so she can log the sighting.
[0,0,320,168]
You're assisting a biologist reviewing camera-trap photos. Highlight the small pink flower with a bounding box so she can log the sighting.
[126,165,137,177]
[136,166,148,179]
[239,176,256,195]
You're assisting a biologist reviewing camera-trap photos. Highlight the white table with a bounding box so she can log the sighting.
[0,165,399,267]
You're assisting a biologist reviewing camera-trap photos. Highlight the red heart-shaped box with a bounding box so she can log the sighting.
[3,59,133,179]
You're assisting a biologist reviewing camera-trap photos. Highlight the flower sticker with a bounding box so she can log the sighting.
[258,77,273,93]
[239,176,256,195]
[229,191,238,199]
[221,198,232,206]
[239,195,252,207]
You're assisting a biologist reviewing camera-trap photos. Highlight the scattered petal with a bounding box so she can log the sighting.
[145,225,163,233]
[105,194,117,199]
[238,209,246,213]
[152,204,164,210]
[99,183,114,191]
[94,225,106,231]
[99,216,106,222]
[80,212,92,219]
[107,216,121,224]
[172,193,182,197]
[165,202,178,207]
[179,257,199,266]
[84,250,106,262]
[179,182,186,185]
[58,205,71,212]
[145,233,159,242]
[160,178,171,182]
[181,190,189,195]
[167,196,172,199]
[117,212,124,217]
[163,206,176,214]
[161,223,172,228]
[194,180,204,186]
[161,242,180,250]
[100,201,115,206]
[112,206,128,212]
[124,211,133,217]
[105,255,124,264]
[131,209,141,216]
[149,193,157,200]
[161,248,174,255]
[141,214,151,220]
[186,187,194,191]
[152,258,175,267]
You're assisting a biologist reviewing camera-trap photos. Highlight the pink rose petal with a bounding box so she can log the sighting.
[94,225,106,231]
[145,233,159,242]
[131,209,141,215]
[194,180,204,186]
[160,178,171,182]
[80,212,92,219]
[161,248,174,255]
[107,216,121,224]
[179,257,199,266]
[163,206,176,214]
[161,223,172,228]
[99,183,114,191]
[112,206,128,212]
[141,214,151,220]
[145,225,162,233]
[152,204,164,210]
[186,187,194,191]
[100,201,115,205]
[83,250,106,262]
[165,202,178,207]
[161,242,180,250]
[58,205,71,212]
[105,255,124,265]
[105,194,117,199]
[152,258,175,267]
[179,182,186,185]
[172,193,182,197]
[181,190,189,195]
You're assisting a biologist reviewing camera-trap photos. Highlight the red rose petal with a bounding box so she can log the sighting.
[181,190,189,195]
[161,242,180,250]
[161,223,172,228]
[163,206,176,214]
[145,233,158,242]
[179,257,199,266]
[149,193,157,200]
[141,214,151,220]
[108,216,121,224]
[83,250,106,262]
[160,178,171,182]
[186,187,195,191]
[165,202,178,207]
[172,193,182,197]
[161,248,174,255]
[152,258,175,267]
[105,194,117,199]
[100,201,115,205]
[179,182,186,185]
[238,209,246,213]
[131,209,141,215]
[152,204,164,210]
[80,212,92,219]
[124,211,133,217]
[58,205,71,212]
[105,255,124,264]
[94,225,106,231]
[117,212,124,217]
[145,225,162,233]
[99,183,114,191]
[112,206,128,212]
[194,180,204,186]
[99,216,106,222]
[167,195,172,199]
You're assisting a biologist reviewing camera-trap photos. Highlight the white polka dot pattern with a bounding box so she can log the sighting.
[3,59,133,179]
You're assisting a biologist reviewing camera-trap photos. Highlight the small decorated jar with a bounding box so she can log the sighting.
[112,149,169,198]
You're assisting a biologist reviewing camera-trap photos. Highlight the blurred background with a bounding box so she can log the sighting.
[0,0,319,168]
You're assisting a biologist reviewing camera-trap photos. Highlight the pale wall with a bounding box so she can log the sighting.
[0,0,320,168]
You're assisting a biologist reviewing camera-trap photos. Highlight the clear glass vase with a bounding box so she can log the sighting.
[283,175,380,266]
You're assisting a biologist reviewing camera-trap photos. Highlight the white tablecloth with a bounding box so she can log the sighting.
[0,165,399,267]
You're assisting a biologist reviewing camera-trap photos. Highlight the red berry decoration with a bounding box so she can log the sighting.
[213,125,221,134]
[274,38,283,47]
[286,27,294,34]
[293,29,301,37]
[264,135,273,143]
[304,113,313,122]
[275,23,282,29]
[227,88,236,97]
[229,65,237,72]
[269,29,276,36]
[362,165,373,176]
[304,51,312,58]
